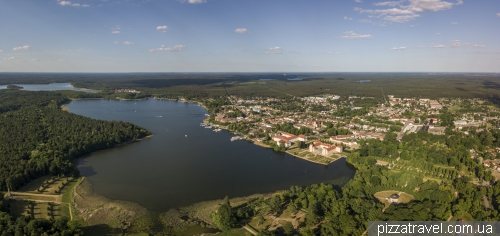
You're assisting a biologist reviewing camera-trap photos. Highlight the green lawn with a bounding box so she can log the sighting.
[450,211,474,221]
[217,228,253,236]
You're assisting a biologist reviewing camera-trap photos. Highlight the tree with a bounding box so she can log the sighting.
[305,202,320,227]
[210,196,238,231]
[283,221,295,235]
[257,229,275,236]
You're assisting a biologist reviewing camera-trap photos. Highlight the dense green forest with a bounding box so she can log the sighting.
[0,90,151,191]
[0,212,83,236]
[2,73,500,102]
[0,90,151,235]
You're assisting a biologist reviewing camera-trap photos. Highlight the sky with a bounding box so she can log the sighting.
[1,0,499,72]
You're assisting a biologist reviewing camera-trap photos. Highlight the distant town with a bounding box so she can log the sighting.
[197,94,500,173]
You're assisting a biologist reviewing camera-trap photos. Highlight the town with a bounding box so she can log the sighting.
[200,94,500,175]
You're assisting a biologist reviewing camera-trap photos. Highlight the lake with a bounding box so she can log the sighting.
[0,83,99,93]
[69,99,355,212]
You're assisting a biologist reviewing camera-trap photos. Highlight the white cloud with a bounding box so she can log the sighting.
[431,44,446,48]
[355,0,362,2]
[436,32,441,35]
[344,16,353,20]
[57,0,88,7]
[0,50,3,53]
[113,41,119,45]
[13,45,31,51]
[58,1,72,6]
[234,28,249,34]
[149,45,186,52]
[456,0,463,5]
[123,41,134,45]
[2,57,16,62]
[266,47,284,54]
[391,47,406,50]
[356,0,459,23]
[156,26,168,32]
[178,0,206,4]
[383,14,420,22]
[497,13,500,17]
[374,1,403,7]
[451,22,458,24]
[111,26,120,34]
[340,31,373,39]
[451,40,463,47]
[450,40,485,48]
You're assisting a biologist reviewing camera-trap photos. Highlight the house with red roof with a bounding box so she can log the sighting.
[309,141,342,156]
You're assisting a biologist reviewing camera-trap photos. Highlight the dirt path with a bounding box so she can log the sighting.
[242,224,258,235]
[8,192,60,198]
[7,192,62,203]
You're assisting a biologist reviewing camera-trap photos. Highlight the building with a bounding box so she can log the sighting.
[309,141,342,156]
[272,131,307,148]
[389,194,400,203]
[352,131,385,141]
[330,136,358,148]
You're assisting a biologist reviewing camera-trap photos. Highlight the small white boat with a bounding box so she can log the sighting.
[185,135,187,137]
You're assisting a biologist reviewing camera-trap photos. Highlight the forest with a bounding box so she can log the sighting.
[0,90,151,191]
[0,90,151,235]
[2,73,500,102]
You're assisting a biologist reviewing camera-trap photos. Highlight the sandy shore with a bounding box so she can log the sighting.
[60,104,70,111]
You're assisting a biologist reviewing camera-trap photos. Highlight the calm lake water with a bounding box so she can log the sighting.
[69,99,355,212]
[0,83,99,93]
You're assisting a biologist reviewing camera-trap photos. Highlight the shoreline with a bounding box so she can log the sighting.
[249,139,344,166]
[112,134,154,148]
[74,176,277,235]
[69,84,101,93]
[61,104,70,111]
[61,96,345,232]
[63,95,340,167]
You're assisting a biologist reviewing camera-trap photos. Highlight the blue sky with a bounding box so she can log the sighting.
[1,0,499,72]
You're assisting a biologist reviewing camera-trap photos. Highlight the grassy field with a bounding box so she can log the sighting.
[374,191,415,210]
[6,176,79,220]
[450,211,474,221]
[247,207,305,234]
[423,176,450,184]
[217,228,253,236]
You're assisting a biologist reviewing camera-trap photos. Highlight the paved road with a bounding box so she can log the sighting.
[398,119,412,140]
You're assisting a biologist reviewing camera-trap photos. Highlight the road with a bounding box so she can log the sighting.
[398,119,412,140]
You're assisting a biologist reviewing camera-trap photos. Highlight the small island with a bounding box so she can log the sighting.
[6,84,23,90]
